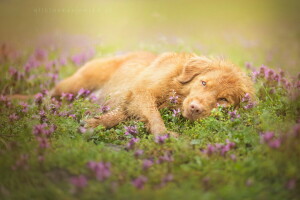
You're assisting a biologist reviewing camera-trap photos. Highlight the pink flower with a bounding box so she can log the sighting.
[61,93,74,101]
[100,105,110,113]
[87,161,111,181]
[155,134,169,144]
[70,175,88,189]
[261,131,274,143]
[34,48,48,61]
[36,137,50,149]
[78,126,87,134]
[142,159,154,170]
[169,95,179,104]
[19,102,29,112]
[33,123,56,137]
[132,176,147,189]
[244,102,255,110]
[126,138,140,150]
[228,110,240,121]
[242,93,251,102]
[34,93,44,105]
[134,149,144,158]
[268,138,281,149]
[172,108,181,117]
[230,154,237,162]
[77,88,91,98]
[9,113,19,122]
[157,152,174,164]
[124,125,138,136]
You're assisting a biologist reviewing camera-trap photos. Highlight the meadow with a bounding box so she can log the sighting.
[0,0,299,199]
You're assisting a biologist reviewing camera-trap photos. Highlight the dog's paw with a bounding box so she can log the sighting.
[84,117,102,128]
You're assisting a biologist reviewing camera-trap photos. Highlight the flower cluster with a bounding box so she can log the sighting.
[70,175,88,189]
[124,125,138,136]
[157,151,174,164]
[155,134,169,144]
[260,131,281,149]
[131,176,148,189]
[77,88,91,98]
[100,105,110,113]
[169,90,179,104]
[172,108,181,117]
[202,139,236,156]
[228,110,240,121]
[125,138,140,150]
[32,123,56,151]
[87,161,111,181]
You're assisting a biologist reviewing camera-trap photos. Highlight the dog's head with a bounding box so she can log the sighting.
[177,56,255,121]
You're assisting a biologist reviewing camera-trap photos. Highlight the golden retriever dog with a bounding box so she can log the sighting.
[50,52,255,136]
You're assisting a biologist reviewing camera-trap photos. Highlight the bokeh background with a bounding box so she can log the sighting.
[0,0,299,73]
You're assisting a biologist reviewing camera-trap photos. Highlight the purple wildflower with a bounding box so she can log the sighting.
[70,175,88,189]
[244,102,255,109]
[61,93,74,101]
[134,149,144,158]
[157,152,174,164]
[36,137,50,149]
[78,126,87,134]
[242,93,251,102]
[172,108,181,117]
[34,93,44,105]
[0,95,11,107]
[126,138,140,150]
[260,131,282,149]
[100,105,110,113]
[33,123,56,137]
[142,159,154,170]
[87,161,111,181]
[19,102,29,112]
[228,110,240,121]
[77,88,91,98]
[9,113,19,122]
[230,154,237,162]
[261,131,274,143]
[202,140,235,157]
[59,57,67,66]
[155,134,169,144]
[169,95,179,104]
[124,125,138,136]
[268,138,281,149]
[132,176,147,189]
[34,48,48,61]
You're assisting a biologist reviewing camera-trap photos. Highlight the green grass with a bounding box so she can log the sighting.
[0,38,299,200]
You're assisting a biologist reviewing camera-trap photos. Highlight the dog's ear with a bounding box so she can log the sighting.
[177,56,212,84]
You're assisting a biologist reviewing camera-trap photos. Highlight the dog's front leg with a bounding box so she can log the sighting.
[85,107,126,128]
[125,91,168,136]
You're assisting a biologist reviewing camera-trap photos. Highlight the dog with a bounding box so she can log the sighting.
[49,52,255,136]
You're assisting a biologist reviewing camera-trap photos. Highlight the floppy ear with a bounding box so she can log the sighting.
[177,56,212,84]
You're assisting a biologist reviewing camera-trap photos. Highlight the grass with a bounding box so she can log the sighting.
[0,35,299,200]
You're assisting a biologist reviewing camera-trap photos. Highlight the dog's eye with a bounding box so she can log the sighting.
[201,81,206,86]
[218,98,228,102]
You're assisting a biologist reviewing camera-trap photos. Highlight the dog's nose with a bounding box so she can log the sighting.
[190,103,204,114]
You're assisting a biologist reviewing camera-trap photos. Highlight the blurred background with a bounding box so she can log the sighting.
[0,0,299,73]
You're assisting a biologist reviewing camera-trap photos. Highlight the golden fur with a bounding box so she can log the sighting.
[50,52,255,136]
